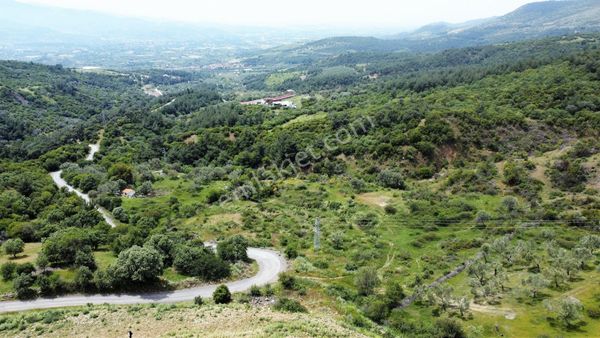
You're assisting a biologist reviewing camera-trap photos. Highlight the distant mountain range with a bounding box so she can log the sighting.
[1,0,599,68]
[285,0,600,55]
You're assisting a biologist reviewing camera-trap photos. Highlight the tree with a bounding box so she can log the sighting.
[480,243,491,263]
[468,261,490,286]
[355,266,380,296]
[36,253,49,273]
[545,296,584,327]
[74,247,97,270]
[41,227,97,266]
[492,235,514,266]
[1,262,17,281]
[573,235,600,269]
[428,284,454,313]
[108,246,164,284]
[145,234,176,266]
[138,181,154,196]
[173,245,230,280]
[377,170,405,189]
[213,284,231,304]
[521,273,549,299]
[13,273,36,299]
[3,238,25,258]
[457,296,470,318]
[545,266,568,289]
[218,235,249,263]
[475,211,491,227]
[108,163,134,184]
[74,266,94,290]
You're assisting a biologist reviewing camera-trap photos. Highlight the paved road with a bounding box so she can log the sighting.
[0,248,286,313]
[49,140,117,227]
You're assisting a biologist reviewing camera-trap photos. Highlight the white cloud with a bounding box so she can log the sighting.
[18,0,539,28]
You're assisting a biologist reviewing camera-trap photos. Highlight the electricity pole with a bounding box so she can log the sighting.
[314,217,321,251]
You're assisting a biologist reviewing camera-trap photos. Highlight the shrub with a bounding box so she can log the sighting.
[587,307,600,319]
[434,318,466,338]
[378,170,405,189]
[273,298,307,313]
[354,213,379,230]
[384,205,397,214]
[284,247,298,259]
[213,285,232,304]
[362,297,390,323]
[15,262,36,276]
[279,273,297,290]
[194,296,204,306]
[355,266,380,296]
[249,285,262,297]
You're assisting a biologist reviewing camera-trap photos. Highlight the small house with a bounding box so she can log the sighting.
[122,188,136,198]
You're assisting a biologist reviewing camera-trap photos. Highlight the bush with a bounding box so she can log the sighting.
[273,298,307,313]
[587,307,600,319]
[249,285,262,297]
[378,170,406,189]
[279,273,297,290]
[362,297,390,323]
[218,235,249,262]
[38,274,64,296]
[15,262,35,276]
[1,262,17,280]
[384,205,397,214]
[173,245,230,281]
[434,318,466,338]
[354,213,379,231]
[355,266,380,296]
[194,296,204,306]
[284,247,298,259]
[213,285,232,304]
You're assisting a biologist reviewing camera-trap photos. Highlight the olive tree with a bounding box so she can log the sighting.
[545,296,584,327]
[108,246,164,284]
[3,238,25,258]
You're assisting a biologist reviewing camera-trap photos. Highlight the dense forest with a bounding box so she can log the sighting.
[1,34,599,337]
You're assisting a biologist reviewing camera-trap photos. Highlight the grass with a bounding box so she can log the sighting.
[0,303,366,338]
[0,242,41,265]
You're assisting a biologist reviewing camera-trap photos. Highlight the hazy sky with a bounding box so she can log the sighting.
[19,0,540,29]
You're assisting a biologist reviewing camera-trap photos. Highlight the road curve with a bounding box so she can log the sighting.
[0,248,287,313]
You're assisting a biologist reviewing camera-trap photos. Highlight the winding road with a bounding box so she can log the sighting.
[0,138,287,313]
[0,248,286,313]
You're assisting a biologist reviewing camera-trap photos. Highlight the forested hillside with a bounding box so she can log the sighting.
[0,33,599,337]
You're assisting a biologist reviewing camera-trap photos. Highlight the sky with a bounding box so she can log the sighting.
[18,0,541,29]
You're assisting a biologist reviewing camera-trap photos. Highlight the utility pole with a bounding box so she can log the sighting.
[314,217,320,251]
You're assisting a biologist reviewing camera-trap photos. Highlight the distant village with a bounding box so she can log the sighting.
[240,90,297,109]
